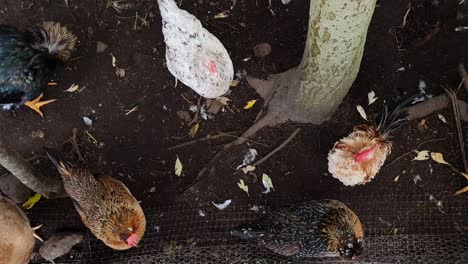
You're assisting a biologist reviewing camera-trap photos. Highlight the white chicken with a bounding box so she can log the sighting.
[157,0,234,98]
[328,96,416,186]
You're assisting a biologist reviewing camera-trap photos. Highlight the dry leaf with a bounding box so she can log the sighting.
[188,123,200,138]
[110,54,117,67]
[262,173,274,194]
[394,175,400,182]
[216,97,231,106]
[22,193,41,210]
[83,116,93,127]
[230,80,240,87]
[417,119,429,132]
[461,172,468,180]
[244,100,257,110]
[115,67,126,78]
[237,179,249,195]
[212,200,231,210]
[242,165,256,174]
[438,114,447,124]
[175,156,183,176]
[431,152,450,166]
[214,11,229,18]
[356,105,368,121]
[413,150,430,161]
[455,185,468,195]
[65,83,79,93]
[368,91,378,105]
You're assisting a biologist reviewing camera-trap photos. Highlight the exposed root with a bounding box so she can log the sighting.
[253,128,301,167]
[246,75,275,99]
[406,94,468,122]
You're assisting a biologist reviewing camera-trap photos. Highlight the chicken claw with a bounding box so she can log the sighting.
[32,224,44,242]
[24,93,57,117]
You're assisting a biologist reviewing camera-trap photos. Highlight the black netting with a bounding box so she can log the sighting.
[29,194,467,264]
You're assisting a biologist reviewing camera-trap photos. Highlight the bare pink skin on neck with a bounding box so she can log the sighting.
[126,233,139,247]
[353,144,377,163]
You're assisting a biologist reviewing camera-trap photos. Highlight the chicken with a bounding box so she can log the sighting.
[47,154,146,250]
[232,200,364,260]
[157,0,234,98]
[328,96,416,186]
[0,196,43,264]
[0,22,77,117]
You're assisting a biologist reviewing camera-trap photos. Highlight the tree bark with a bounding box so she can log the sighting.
[0,138,66,199]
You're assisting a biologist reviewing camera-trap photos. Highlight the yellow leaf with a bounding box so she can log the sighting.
[237,179,249,195]
[413,150,430,161]
[175,156,183,176]
[214,11,229,19]
[230,80,240,87]
[262,173,274,194]
[244,100,257,110]
[430,152,450,166]
[241,165,256,174]
[22,193,42,210]
[188,123,200,138]
[454,185,468,195]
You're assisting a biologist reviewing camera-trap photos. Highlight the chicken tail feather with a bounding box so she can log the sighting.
[30,22,77,61]
[376,94,421,137]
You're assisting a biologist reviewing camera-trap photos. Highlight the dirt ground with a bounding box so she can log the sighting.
[0,0,467,262]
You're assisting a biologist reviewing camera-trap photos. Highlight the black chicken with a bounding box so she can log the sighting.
[232,200,364,260]
[0,22,77,117]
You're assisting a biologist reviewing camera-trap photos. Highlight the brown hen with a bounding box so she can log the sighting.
[48,154,146,250]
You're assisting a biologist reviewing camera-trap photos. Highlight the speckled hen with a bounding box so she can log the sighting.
[232,200,364,260]
[157,0,234,98]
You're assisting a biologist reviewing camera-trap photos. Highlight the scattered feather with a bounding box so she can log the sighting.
[431,152,450,166]
[413,150,430,161]
[249,205,261,212]
[262,173,274,194]
[198,210,206,217]
[237,179,249,195]
[65,83,79,93]
[242,165,256,174]
[413,175,422,184]
[244,99,257,110]
[83,116,93,127]
[22,193,41,210]
[188,123,200,138]
[212,200,232,210]
[175,156,183,176]
[396,67,405,72]
[356,105,368,120]
[367,91,378,105]
[110,53,117,67]
[438,114,447,124]
[236,149,258,169]
[242,57,251,62]
[189,105,198,113]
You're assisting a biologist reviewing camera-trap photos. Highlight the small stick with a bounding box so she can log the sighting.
[253,128,301,167]
[413,22,440,47]
[71,128,86,163]
[401,3,412,28]
[385,138,446,167]
[188,97,201,126]
[168,132,238,150]
[458,64,468,92]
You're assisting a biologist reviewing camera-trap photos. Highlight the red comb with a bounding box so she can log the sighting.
[126,233,139,247]
[353,145,377,163]
[209,60,218,73]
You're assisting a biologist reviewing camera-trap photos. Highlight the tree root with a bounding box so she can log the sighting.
[406,94,468,122]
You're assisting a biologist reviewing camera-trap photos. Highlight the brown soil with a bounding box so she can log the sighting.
[0,0,467,262]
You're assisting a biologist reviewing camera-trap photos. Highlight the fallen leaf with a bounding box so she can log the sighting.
[417,119,429,132]
[368,90,378,105]
[216,97,231,106]
[96,41,108,53]
[244,99,257,109]
[230,80,240,87]
[237,179,249,195]
[242,165,256,174]
[175,156,183,176]
[431,152,450,166]
[262,173,274,194]
[413,150,430,161]
[83,116,93,127]
[394,175,400,182]
[198,210,205,217]
[110,54,117,67]
[22,193,41,210]
[356,105,368,121]
[214,11,229,18]
[212,200,231,210]
[188,123,200,138]
[455,185,468,195]
[65,84,79,93]
[438,114,447,124]
[281,0,292,4]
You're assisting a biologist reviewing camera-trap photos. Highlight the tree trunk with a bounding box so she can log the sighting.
[0,138,66,199]
[250,0,377,125]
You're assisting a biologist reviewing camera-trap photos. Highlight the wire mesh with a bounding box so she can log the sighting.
[29,194,467,264]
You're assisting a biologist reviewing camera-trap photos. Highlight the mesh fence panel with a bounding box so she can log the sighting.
[30,194,467,264]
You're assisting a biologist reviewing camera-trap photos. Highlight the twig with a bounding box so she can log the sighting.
[413,22,440,47]
[386,138,447,167]
[458,63,468,92]
[443,86,467,173]
[253,128,301,166]
[71,128,86,163]
[401,4,412,28]
[217,131,270,147]
[188,97,201,126]
[168,132,237,150]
